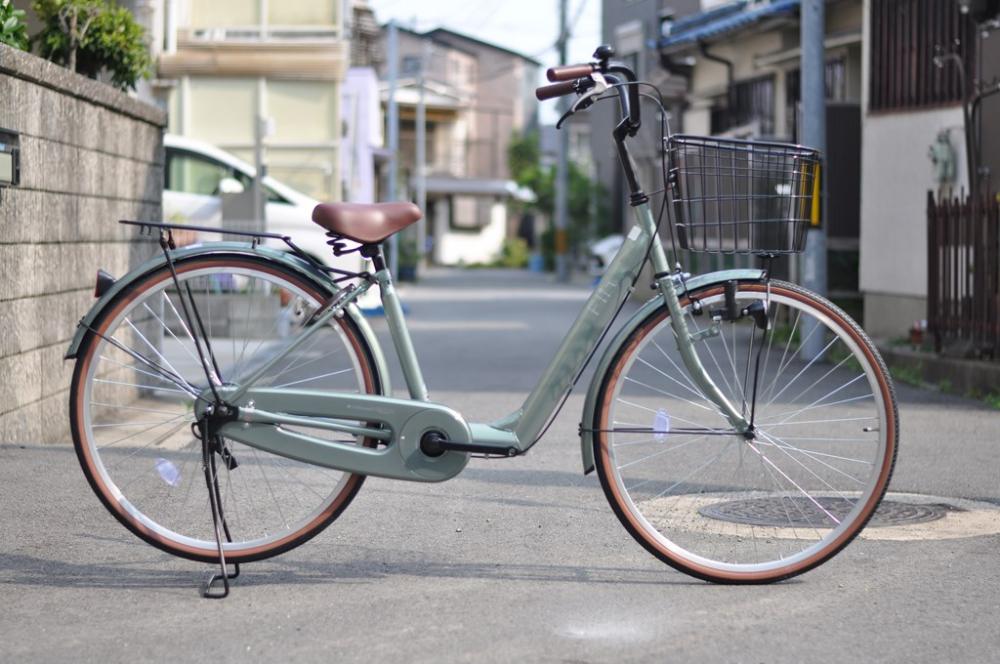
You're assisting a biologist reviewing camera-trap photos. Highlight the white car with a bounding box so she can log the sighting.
[163,134,358,272]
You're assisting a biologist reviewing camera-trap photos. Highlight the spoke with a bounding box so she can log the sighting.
[105,418,191,467]
[161,291,199,357]
[752,431,853,502]
[651,339,710,401]
[142,301,202,368]
[754,447,824,540]
[647,439,734,500]
[96,333,198,396]
[98,354,191,392]
[764,349,854,416]
[744,439,841,526]
[616,398,729,433]
[97,413,189,450]
[91,401,187,417]
[761,335,839,411]
[616,433,713,470]
[93,420,190,429]
[623,375,713,412]
[635,356,709,403]
[250,447,288,532]
[685,317,740,401]
[271,368,353,389]
[762,309,802,402]
[760,416,877,427]
[261,333,338,386]
[755,431,868,484]
[771,373,870,425]
[123,317,192,389]
[753,436,873,465]
[719,319,748,408]
[94,377,191,395]
[230,282,259,379]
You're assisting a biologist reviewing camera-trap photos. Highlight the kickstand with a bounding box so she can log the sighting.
[198,419,241,599]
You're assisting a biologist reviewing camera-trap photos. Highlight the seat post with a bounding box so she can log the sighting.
[368,243,429,401]
[360,244,385,272]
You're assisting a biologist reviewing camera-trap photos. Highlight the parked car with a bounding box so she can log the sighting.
[163,134,357,271]
[587,233,624,276]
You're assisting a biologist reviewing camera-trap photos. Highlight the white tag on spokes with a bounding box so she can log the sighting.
[653,409,671,442]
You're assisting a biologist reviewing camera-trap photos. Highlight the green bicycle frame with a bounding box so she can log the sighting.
[197,198,754,483]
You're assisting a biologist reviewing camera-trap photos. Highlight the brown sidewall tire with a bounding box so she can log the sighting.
[70,255,382,564]
[593,281,898,583]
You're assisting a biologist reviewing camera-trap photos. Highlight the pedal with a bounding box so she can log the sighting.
[420,431,518,458]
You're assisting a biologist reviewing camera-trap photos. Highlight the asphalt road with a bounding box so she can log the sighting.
[2,268,998,663]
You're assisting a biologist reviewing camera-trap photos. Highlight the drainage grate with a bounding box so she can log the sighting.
[699,497,959,528]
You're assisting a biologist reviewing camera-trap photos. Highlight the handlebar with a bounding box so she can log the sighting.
[535,80,578,101]
[534,52,642,139]
[546,63,595,82]
[534,45,650,204]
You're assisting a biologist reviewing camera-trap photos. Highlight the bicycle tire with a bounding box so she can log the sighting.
[593,280,898,583]
[70,254,383,563]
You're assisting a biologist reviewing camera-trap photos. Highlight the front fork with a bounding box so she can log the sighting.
[655,271,752,434]
[637,205,752,434]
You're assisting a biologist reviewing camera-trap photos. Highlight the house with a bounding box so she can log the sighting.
[859,0,988,339]
[591,0,701,235]
[378,26,540,266]
[652,0,865,312]
[341,0,388,205]
[147,1,351,205]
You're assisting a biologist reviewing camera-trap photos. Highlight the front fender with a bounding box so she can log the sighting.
[64,242,391,396]
[579,269,765,474]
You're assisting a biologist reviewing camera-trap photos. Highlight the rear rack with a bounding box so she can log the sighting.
[118,219,365,283]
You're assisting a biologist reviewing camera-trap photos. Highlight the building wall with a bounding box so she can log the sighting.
[159,0,348,202]
[979,32,1000,193]
[858,108,967,336]
[0,44,165,443]
[427,30,540,181]
[857,0,969,338]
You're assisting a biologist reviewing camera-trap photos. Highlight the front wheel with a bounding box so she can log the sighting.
[594,280,898,583]
[70,254,383,563]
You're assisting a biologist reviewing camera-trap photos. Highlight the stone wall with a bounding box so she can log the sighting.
[0,44,166,443]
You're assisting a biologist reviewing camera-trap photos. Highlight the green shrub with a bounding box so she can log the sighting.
[496,237,530,269]
[0,0,29,50]
[32,0,151,91]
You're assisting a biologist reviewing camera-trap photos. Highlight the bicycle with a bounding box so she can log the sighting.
[66,46,897,595]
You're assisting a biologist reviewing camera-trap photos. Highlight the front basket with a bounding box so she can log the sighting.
[665,134,821,255]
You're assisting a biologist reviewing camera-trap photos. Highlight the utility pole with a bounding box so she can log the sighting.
[416,40,430,268]
[554,0,570,282]
[386,19,400,275]
[800,0,827,359]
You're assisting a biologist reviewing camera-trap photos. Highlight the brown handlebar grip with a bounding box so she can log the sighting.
[546,64,594,82]
[535,80,577,101]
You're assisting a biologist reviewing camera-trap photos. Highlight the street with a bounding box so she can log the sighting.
[1,268,999,663]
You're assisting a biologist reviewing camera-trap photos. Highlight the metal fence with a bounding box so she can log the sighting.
[927,191,1000,357]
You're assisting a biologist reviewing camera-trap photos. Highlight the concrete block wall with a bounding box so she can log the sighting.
[0,44,166,443]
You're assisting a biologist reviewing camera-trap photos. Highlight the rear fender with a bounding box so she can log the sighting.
[579,269,765,474]
[63,242,391,395]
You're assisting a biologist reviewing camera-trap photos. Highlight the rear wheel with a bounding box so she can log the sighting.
[594,280,897,583]
[70,255,382,563]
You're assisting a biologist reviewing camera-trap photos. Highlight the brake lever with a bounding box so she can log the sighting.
[556,72,609,129]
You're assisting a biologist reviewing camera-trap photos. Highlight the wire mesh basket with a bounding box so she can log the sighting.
[665,134,821,255]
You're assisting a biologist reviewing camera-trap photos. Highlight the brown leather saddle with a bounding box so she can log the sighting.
[312,202,422,244]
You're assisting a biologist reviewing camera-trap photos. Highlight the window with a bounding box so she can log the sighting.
[402,55,421,76]
[785,58,848,139]
[165,149,251,195]
[711,75,775,137]
[869,0,975,112]
[450,196,493,230]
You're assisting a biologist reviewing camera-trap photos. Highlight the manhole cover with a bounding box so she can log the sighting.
[699,497,958,528]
